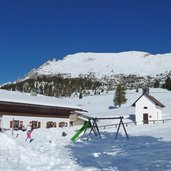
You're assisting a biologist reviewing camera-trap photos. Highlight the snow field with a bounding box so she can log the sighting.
[0,121,171,171]
[0,88,171,170]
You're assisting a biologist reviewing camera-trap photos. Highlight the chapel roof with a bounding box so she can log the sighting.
[132,93,165,108]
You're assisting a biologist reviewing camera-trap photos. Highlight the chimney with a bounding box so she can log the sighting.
[142,87,149,95]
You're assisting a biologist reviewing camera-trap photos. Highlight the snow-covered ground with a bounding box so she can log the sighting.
[0,88,171,171]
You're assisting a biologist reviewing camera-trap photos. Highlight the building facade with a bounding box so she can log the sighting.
[132,93,165,124]
[0,100,85,130]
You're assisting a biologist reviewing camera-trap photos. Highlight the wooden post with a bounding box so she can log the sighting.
[12,118,14,135]
[115,117,129,140]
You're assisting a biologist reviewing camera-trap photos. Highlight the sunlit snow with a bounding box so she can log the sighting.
[0,88,171,171]
[27,51,171,78]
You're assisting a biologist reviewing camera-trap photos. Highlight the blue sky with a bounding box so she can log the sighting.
[0,0,171,84]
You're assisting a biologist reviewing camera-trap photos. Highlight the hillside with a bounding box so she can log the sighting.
[25,51,171,79]
[1,51,171,98]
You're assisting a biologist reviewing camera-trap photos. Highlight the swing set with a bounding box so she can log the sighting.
[71,114,129,141]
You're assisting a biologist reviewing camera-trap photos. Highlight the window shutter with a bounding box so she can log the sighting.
[53,122,56,128]
[19,121,23,128]
[38,122,41,128]
[10,121,12,128]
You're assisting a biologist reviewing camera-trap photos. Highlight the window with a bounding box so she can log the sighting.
[59,122,68,127]
[46,122,56,128]
[14,120,19,128]
[30,121,41,129]
[144,106,148,109]
[32,121,38,128]
[10,120,19,129]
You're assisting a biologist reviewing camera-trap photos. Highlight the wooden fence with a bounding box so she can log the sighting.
[142,118,171,125]
[98,118,171,130]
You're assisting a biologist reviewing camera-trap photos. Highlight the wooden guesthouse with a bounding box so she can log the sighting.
[0,90,86,130]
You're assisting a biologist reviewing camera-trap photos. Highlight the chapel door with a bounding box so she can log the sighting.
[143,113,148,124]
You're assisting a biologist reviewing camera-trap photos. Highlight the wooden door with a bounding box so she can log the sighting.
[143,113,148,124]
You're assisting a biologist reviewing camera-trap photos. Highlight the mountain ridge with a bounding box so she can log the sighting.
[25,51,171,79]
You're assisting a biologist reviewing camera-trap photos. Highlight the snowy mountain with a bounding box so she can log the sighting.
[1,51,171,98]
[25,51,171,79]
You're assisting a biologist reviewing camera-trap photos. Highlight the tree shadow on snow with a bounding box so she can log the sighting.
[108,106,118,110]
[67,132,171,171]
[127,114,136,122]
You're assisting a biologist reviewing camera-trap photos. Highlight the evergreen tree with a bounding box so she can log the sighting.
[154,79,160,88]
[79,91,83,99]
[163,77,171,90]
[113,84,127,107]
[0,75,102,98]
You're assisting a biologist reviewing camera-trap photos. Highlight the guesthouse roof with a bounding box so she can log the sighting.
[0,89,87,117]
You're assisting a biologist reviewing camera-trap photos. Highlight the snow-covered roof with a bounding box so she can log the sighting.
[132,93,165,108]
[0,89,83,110]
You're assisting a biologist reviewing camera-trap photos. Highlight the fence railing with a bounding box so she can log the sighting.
[142,118,171,124]
[98,121,136,130]
[98,118,171,130]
